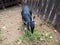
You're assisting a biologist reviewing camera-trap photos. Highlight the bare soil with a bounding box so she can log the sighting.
[0,6,60,45]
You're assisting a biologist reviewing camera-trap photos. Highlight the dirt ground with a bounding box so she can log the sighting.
[0,6,60,45]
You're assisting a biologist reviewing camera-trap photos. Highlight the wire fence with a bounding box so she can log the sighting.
[26,0,60,29]
[0,0,60,29]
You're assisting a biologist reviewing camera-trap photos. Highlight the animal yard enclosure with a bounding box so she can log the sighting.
[0,0,60,45]
[0,0,60,30]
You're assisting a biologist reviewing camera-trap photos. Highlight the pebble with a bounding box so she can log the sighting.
[24,28,27,30]
[49,36,53,39]
[17,40,22,45]
[35,22,36,25]
[54,30,57,33]
[55,39,58,42]
[2,26,6,30]
[18,28,20,30]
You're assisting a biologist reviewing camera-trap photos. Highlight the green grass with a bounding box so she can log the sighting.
[17,25,54,45]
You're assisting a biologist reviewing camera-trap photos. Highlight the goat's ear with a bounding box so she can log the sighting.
[30,11,32,15]
[33,16,35,19]
[32,16,35,21]
[21,11,23,15]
